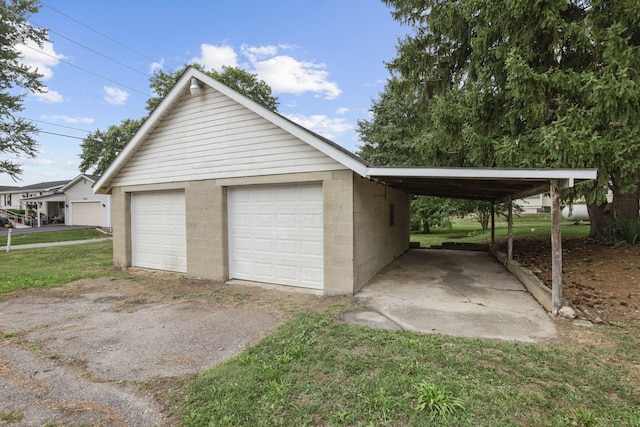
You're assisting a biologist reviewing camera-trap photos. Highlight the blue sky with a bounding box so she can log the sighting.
[3,0,406,186]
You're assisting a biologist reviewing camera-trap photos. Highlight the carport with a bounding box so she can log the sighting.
[365,167,598,315]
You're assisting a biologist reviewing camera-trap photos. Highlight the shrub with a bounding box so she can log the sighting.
[608,218,640,245]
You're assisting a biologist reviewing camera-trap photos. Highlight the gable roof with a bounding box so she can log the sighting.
[60,174,100,192]
[95,67,369,194]
[93,67,597,202]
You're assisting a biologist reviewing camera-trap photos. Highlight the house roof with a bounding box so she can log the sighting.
[20,193,66,203]
[94,66,597,201]
[94,67,370,193]
[10,180,70,193]
[60,174,100,192]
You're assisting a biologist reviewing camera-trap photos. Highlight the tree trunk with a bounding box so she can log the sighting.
[584,185,611,239]
[586,201,610,239]
[612,183,640,221]
[423,220,431,234]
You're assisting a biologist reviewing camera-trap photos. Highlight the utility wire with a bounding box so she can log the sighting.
[36,24,150,78]
[38,130,85,140]
[20,43,153,97]
[18,116,92,133]
[41,1,173,73]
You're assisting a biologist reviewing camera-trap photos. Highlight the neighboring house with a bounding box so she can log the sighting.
[1,180,68,224]
[94,67,596,296]
[519,194,552,213]
[0,186,19,209]
[0,175,111,227]
[61,174,111,228]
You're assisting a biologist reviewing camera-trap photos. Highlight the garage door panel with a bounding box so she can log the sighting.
[71,202,101,226]
[132,191,186,273]
[229,184,323,289]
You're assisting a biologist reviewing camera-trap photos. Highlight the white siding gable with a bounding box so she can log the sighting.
[111,86,347,187]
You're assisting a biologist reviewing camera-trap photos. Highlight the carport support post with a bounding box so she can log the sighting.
[507,196,513,261]
[490,203,495,247]
[551,180,563,315]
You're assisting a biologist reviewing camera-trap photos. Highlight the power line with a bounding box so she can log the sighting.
[38,130,85,140]
[41,1,172,73]
[18,116,92,133]
[37,25,150,78]
[20,43,153,97]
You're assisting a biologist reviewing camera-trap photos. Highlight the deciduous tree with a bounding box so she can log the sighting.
[0,0,47,180]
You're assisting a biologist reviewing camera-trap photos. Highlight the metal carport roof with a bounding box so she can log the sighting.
[366,167,597,202]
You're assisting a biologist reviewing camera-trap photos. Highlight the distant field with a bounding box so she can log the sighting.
[410,213,589,247]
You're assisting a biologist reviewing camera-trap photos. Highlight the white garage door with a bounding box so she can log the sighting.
[131,191,186,273]
[71,201,100,226]
[228,184,323,289]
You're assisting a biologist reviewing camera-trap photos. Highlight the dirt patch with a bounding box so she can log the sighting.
[0,272,347,426]
[510,238,640,324]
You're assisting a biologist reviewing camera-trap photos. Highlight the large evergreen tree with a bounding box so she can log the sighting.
[360,0,640,237]
[0,0,47,180]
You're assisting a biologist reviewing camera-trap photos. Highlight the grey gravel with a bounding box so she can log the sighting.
[0,277,282,426]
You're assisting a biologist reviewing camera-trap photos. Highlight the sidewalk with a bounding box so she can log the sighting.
[1,237,112,251]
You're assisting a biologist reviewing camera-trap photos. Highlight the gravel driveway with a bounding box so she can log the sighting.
[0,274,336,426]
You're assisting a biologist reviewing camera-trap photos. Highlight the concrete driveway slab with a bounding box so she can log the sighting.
[350,249,557,342]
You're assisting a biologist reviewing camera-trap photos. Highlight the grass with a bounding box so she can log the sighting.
[0,239,116,294]
[1,214,636,425]
[0,228,110,247]
[411,213,590,247]
[182,311,640,426]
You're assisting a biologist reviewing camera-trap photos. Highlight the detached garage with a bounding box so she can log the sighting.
[62,174,111,228]
[94,67,595,298]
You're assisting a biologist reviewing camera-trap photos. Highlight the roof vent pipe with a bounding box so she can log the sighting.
[189,78,202,96]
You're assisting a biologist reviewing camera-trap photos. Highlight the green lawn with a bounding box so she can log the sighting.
[182,311,640,426]
[0,239,115,294]
[0,228,110,247]
[1,220,637,426]
[411,213,590,247]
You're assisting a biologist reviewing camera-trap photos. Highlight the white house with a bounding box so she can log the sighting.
[61,174,112,228]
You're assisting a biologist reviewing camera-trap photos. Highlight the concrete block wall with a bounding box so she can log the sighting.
[352,175,410,292]
[108,171,407,296]
[185,180,227,280]
[322,170,355,295]
[110,187,131,269]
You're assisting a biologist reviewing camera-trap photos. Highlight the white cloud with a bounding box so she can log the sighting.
[285,114,353,139]
[150,59,165,74]
[192,44,238,70]
[32,87,64,103]
[191,43,341,99]
[252,55,341,99]
[17,40,65,80]
[103,86,129,106]
[336,107,350,115]
[24,158,55,166]
[240,44,279,63]
[45,115,94,124]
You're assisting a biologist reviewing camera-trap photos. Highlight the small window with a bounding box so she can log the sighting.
[389,203,395,226]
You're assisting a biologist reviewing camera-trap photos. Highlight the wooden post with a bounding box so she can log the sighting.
[551,180,563,315]
[491,205,496,246]
[507,196,513,261]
